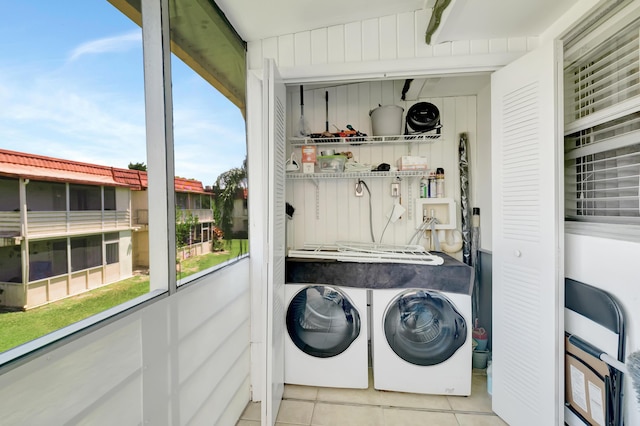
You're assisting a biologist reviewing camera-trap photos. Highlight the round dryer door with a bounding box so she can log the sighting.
[383,289,467,366]
[287,285,361,358]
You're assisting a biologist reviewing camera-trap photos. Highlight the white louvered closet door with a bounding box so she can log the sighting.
[491,40,564,426]
[263,58,286,426]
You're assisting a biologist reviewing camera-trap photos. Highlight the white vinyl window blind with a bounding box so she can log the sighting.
[564,12,640,230]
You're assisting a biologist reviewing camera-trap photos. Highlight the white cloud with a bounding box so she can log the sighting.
[0,73,246,185]
[68,30,141,62]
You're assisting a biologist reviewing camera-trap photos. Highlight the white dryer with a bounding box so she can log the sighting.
[284,283,369,388]
[372,288,472,395]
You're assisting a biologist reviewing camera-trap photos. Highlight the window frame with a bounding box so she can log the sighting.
[564,3,640,241]
[0,0,249,370]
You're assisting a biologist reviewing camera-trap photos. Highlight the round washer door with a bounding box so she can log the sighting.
[286,285,361,358]
[383,289,467,366]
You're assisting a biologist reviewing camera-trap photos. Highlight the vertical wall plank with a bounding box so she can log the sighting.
[294,32,312,66]
[247,40,263,70]
[310,28,328,65]
[452,40,470,56]
[379,15,398,60]
[327,25,345,63]
[362,18,380,62]
[262,37,279,62]
[344,22,363,62]
[489,38,508,53]
[278,34,295,67]
[434,42,452,57]
[397,12,415,59]
[507,37,528,52]
[380,80,396,106]
[470,39,490,55]
[414,9,433,58]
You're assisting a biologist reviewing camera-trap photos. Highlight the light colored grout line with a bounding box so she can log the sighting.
[282,396,499,417]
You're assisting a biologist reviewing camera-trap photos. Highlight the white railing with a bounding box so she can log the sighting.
[26,210,131,237]
[0,212,20,235]
[177,209,214,223]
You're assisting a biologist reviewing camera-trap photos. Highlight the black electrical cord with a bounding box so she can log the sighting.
[358,179,375,243]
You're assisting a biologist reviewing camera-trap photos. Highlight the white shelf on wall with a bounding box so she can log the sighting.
[286,170,429,180]
[288,133,441,146]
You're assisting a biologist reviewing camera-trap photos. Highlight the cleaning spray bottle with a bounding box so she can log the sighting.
[428,172,436,198]
[436,167,445,198]
[420,176,428,198]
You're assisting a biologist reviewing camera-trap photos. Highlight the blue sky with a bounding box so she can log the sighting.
[0,1,247,186]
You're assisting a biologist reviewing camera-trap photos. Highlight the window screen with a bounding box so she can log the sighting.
[564,15,640,226]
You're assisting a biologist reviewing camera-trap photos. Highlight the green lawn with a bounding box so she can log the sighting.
[177,239,248,280]
[0,239,247,354]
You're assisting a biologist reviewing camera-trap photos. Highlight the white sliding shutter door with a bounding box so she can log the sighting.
[491,40,564,426]
[262,58,286,426]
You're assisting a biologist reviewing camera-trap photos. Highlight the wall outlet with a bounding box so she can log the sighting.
[391,182,400,197]
[355,182,364,197]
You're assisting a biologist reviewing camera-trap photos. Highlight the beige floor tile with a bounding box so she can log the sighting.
[383,408,459,426]
[447,374,493,413]
[276,400,315,425]
[316,385,379,405]
[240,401,261,421]
[236,421,260,426]
[311,402,384,426]
[284,384,319,401]
[456,413,509,425]
[374,389,452,410]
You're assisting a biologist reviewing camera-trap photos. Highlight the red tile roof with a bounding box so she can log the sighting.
[111,167,145,190]
[0,149,124,187]
[0,148,206,194]
[174,177,208,194]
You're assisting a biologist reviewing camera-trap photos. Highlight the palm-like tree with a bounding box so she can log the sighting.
[212,158,247,239]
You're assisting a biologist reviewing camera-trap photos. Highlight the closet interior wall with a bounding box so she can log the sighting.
[284,79,478,257]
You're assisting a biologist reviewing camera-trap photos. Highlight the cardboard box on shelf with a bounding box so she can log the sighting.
[301,145,316,174]
[397,155,428,171]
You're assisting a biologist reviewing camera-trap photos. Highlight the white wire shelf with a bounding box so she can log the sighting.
[288,133,441,146]
[288,241,444,265]
[286,169,429,179]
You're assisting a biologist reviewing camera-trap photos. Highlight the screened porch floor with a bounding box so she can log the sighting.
[237,368,506,426]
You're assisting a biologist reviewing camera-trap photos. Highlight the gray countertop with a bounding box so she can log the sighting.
[285,252,474,296]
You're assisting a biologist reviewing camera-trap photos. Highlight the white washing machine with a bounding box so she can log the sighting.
[284,283,369,388]
[372,287,472,395]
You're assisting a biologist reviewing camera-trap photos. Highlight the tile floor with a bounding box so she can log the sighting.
[237,369,507,425]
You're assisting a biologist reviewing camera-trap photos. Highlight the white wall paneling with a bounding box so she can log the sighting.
[362,19,380,62]
[310,28,328,65]
[247,11,536,81]
[344,22,363,62]
[397,12,416,59]
[294,32,311,67]
[379,15,398,60]
[285,80,477,258]
[0,260,251,425]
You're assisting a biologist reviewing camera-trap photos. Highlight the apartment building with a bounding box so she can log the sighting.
[0,149,214,309]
